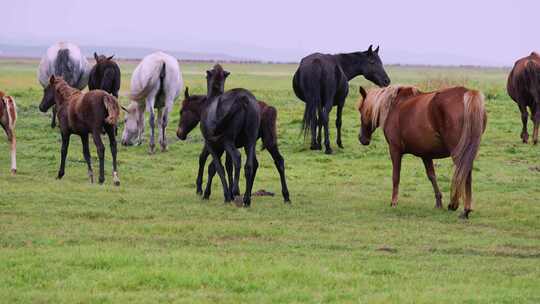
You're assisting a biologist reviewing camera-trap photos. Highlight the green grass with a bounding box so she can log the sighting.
[1,59,539,303]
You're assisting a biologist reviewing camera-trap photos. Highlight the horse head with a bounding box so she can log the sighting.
[94,52,114,63]
[177,87,206,140]
[362,45,391,87]
[206,64,230,97]
[120,102,142,146]
[39,75,61,113]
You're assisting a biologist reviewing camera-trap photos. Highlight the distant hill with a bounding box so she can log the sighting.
[0,43,255,62]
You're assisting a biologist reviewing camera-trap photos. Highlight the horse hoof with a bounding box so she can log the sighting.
[114,180,120,187]
[447,204,458,211]
[202,196,209,200]
[310,144,322,150]
[10,169,16,175]
[337,142,344,149]
[324,148,333,155]
[196,189,203,196]
[284,199,291,204]
[161,146,168,152]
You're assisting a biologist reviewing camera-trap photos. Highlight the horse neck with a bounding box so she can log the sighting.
[335,52,368,80]
[54,82,81,108]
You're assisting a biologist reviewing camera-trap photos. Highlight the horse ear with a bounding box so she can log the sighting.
[367,45,373,54]
[224,71,230,78]
[121,105,129,112]
[374,45,379,53]
[359,86,367,99]
[107,54,114,60]
[184,87,190,99]
[206,70,212,78]
[94,52,99,61]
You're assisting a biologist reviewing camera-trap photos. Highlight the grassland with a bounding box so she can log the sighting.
[0,58,539,303]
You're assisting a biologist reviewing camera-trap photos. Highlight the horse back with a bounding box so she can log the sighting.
[294,53,346,101]
[66,90,109,133]
[507,53,540,105]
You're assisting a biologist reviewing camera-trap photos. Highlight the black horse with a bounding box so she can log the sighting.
[293,45,391,154]
[200,64,261,207]
[89,53,121,97]
[177,87,290,203]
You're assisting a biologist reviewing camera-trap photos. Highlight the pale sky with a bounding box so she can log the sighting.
[2,0,538,65]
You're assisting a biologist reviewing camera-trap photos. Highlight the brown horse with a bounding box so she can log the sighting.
[357,85,487,218]
[39,76,121,185]
[176,87,290,203]
[507,52,540,144]
[0,91,17,174]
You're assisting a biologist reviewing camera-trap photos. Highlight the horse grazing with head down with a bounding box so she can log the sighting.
[0,91,17,174]
[121,51,183,153]
[177,87,290,203]
[507,52,540,144]
[357,85,487,219]
[38,42,91,128]
[89,53,121,97]
[199,64,261,207]
[293,45,391,154]
[39,76,121,185]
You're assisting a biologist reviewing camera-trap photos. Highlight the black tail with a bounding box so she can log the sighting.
[300,63,323,137]
[155,62,166,107]
[55,49,75,86]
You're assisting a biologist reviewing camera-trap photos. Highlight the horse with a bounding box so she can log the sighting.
[121,51,183,153]
[199,64,261,207]
[38,42,91,128]
[0,91,17,174]
[176,87,290,203]
[293,45,391,154]
[39,75,121,185]
[357,85,487,219]
[89,53,121,97]
[507,52,540,144]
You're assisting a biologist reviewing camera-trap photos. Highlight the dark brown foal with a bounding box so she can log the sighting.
[39,76,121,185]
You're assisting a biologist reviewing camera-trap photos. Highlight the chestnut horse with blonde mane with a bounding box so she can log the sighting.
[0,91,17,174]
[357,85,487,218]
[39,76,121,185]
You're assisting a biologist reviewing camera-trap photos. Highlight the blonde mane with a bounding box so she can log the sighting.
[359,85,420,129]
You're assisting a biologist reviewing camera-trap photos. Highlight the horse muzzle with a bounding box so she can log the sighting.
[176,128,187,140]
[359,134,371,146]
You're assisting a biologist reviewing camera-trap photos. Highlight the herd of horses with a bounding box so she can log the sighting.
[1,41,540,219]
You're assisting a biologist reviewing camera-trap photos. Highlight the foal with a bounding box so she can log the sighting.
[39,76,121,185]
[89,53,121,97]
[200,64,261,206]
[177,87,290,202]
[358,85,487,218]
[0,91,17,174]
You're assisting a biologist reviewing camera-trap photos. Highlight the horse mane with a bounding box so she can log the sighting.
[360,85,419,128]
[54,78,83,102]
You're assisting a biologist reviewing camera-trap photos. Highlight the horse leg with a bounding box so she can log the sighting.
[105,125,120,186]
[243,144,259,207]
[225,153,239,197]
[224,142,241,198]
[57,132,71,179]
[5,128,16,175]
[267,144,290,203]
[390,147,402,207]
[207,146,232,202]
[203,161,216,200]
[158,106,170,152]
[336,103,344,149]
[519,105,529,143]
[310,116,321,150]
[51,105,57,128]
[532,104,540,145]
[320,104,332,154]
[422,158,442,208]
[460,171,473,219]
[81,134,93,183]
[197,146,210,195]
[137,105,145,145]
[91,131,106,184]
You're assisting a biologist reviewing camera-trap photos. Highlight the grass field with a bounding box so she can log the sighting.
[1,58,539,303]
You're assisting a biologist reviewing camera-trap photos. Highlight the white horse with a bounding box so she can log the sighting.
[121,51,183,153]
[37,42,91,127]
[0,91,17,174]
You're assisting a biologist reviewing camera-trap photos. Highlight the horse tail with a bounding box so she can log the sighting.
[103,93,120,125]
[451,90,486,202]
[155,62,167,105]
[524,60,540,106]
[55,49,76,86]
[301,61,323,137]
[130,61,165,102]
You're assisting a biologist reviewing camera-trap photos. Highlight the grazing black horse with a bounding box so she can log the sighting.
[89,53,121,97]
[293,45,391,154]
[200,64,261,206]
[177,87,290,203]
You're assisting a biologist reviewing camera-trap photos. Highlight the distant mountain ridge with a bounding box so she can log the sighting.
[0,43,255,62]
